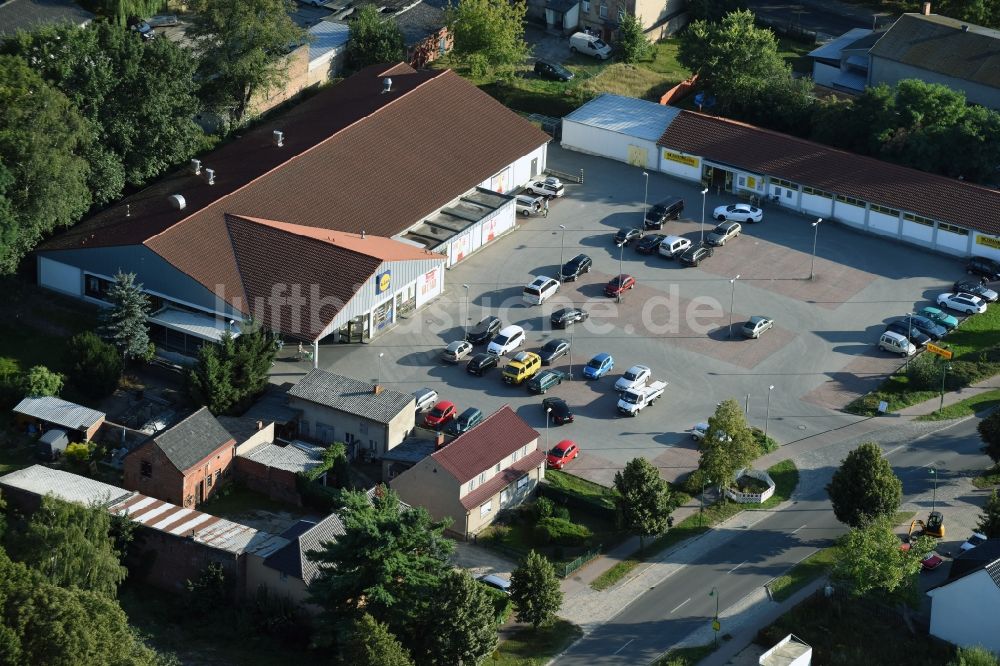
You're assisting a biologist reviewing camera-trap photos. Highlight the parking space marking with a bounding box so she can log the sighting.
[670,598,691,614]
[613,639,635,654]
[728,560,747,574]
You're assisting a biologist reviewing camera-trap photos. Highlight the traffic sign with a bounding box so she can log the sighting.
[712,619,721,632]
[926,343,953,360]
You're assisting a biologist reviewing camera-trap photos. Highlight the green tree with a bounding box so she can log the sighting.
[344,613,415,666]
[698,399,759,495]
[949,645,1000,666]
[615,14,652,63]
[0,55,91,274]
[101,271,152,362]
[509,550,562,630]
[613,457,674,550]
[307,487,454,646]
[3,22,203,202]
[826,441,902,528]
[4,496,127,598]
[66,331,123,399]
[187,325,277,415]
[21,365,63,398]
[90,0,162,26]
[936,0,1000,30]
[978,408,1000,465]
[348,4,405,71]
[811,84,897,156]
[64,442,92,467]
[229,323,279,403]
[446,0,530,80]
[413,570,498,666]
[186,0,308,127]
[832,517,930,598]
[977,489,1000,538]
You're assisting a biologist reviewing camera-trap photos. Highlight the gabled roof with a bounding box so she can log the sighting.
[150,407,236,473]
[13,396,105,431]
[264,513,346,582]
[0,0,93,38]
[943,539,1000,584]
[807,28,874,61]
[0,465,133,507]
[238,440,325,474]
[869,13,1000,88]
[288,369,414,423]
[431,406,539,483]
[657,109,1000,234]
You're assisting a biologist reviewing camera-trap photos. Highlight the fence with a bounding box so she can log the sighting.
[545,167,584,184]
[555,545,602,578]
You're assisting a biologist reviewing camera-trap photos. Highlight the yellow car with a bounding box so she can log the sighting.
[502,352,542,385]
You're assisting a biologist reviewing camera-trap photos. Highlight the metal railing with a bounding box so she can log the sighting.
[556,546,602,578]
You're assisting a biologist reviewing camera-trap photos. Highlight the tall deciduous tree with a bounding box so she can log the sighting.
[66,331,123,399]
[344,613,415,666]
[187,324,278,415]
[4,496,127,598]
[413,570,499,666]
[977,489,1000,538]
[348,4,405,71]
[101,271,151,362]
[509,550,562,630]
[826,441,902,528]
[307,488,454,646]
[698,399,759,495]
[446,0,530,80]
[978,408,1000,465]
[949,645,1000,666]
[3,22,203,203]
[186,0,308,127]
[615,14,652,64]
[832,517,930,598]
[613,457,674,550]
[20,366,64,398]
[0,55,91,274]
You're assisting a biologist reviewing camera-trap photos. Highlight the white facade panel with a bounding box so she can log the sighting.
[929,570,1000,652]
[770,185,800,208]
[38,257,82,296]
[972,234,1000,262]
[800,193,833,218]
[479,144,547,193]
[561,122,657,169]
[734,171,765,195]
[416,266,443,308]
[901,220,934,243]
[659,148,701,181]
[868,210,900,234]
[937,229,970,253]
[833,201,866,227]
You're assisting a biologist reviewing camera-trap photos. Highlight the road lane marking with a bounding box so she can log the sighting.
[670,598,691,614]
[792,524,807,534]
[728,561,747,574]
[613,639,634,655]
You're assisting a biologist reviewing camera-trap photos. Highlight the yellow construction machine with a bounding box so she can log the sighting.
[908,511,946,540]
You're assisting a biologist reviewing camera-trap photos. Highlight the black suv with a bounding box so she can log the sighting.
[466,316,502,344]
[466,352,499,376]
[967,256,1000,281]
[644,197,684,229]
[560,253,592,281]
[680,245,713,266]
[534,60,574,82]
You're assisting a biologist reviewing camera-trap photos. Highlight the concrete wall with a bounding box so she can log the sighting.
[234,422,277,455]
[131,527,244,597]
[246,553,315,611]
[561,122,659,170]
[123,439,237,507]
[289,397,416,458]
[972,233,1000,262]
[833,201,867,227]
[870,56,1000,111]
[930,570,1000,652]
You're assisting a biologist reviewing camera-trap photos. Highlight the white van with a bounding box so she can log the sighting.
[523,276,560,305]
[516,195,543,216]
[570,32,612,60]
[488,325,526,356]
[878,331,916,356]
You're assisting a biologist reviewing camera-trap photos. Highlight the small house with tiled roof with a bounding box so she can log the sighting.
[927,539,1000,652]
[123,406,238,507]
[391,405,544,539]
[35,62,549,363]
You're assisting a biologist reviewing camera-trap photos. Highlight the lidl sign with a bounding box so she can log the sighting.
[376,271,392,295]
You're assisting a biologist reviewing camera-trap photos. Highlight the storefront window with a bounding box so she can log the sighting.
[373,299,394,332]
[84,274,113,302]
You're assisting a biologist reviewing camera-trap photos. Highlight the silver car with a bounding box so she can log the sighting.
[707,221,741,246]
[441,340,473,363]
[741,316,774,339]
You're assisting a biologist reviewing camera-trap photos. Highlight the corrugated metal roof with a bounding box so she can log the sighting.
[308,20,350,65]
[807,28,873,60]
[239,440,325,474]
[563,94,680,143]
[14,396,105,431]
[0,465,133,507]
[288,369,414,424]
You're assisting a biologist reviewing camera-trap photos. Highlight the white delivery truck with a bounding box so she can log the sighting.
[617,380,667,416]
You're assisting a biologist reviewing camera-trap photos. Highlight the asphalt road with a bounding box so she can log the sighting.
[553,416,990,665]
[743,0,876,37]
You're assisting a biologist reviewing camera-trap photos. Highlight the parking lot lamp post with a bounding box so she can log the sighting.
[939,363,951,412]
[558,224,567,271]
[905,313,913,373]
[765,385,774,440]
[618,242,625,303]
[930,468,938,513]
[569,329,574,380]
[546,407,552,449]
[727,275,740,338]
[700,187,708,246]
[377,352,384,386]
[810,218,823,280]
[709,587,720,646]
[462,284,470,339]
[642,171,649,221]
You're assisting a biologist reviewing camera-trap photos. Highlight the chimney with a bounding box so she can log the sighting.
[204,168,215,185]
[373,384,383,395]
[272,130,284,147]
[256,420,263,431]
[190,158,202,175]
[435,432,445,448]
[921,1,931,14]
[382,77,392,94]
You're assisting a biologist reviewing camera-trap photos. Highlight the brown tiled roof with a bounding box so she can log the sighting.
[432,406,539,483]
[460,450,545,511]
[658,110,1000,234]
[39,61,549,311]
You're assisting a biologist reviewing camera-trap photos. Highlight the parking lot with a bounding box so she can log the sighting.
[282,145,967,486]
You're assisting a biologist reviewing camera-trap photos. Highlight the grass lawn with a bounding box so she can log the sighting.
[591,461,798,591]
[847,304,1000,416]
[777,37,817,74]
[0,438,35,475]
[654,644,716,666]
[496,620,583,666]
[917,388,1000,421]
[545,469,616,510]
[973,464,1000,489]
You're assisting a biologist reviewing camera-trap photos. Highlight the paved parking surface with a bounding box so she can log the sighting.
[277,145,969,486]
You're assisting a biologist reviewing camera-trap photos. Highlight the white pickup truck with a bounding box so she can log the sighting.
[617,380,667,416]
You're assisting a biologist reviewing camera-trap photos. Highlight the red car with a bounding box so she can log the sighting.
[604,274,635,297]
[424,401,457,429]
[921,552,944,571]
[546,440,579,469]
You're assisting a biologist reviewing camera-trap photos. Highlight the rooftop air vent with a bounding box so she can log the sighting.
[204,168,215,185]
[272,130,284,147]
[168,194,187,210]
[190,159,201,175]
[361,230,366,239]
[382,77,392,94]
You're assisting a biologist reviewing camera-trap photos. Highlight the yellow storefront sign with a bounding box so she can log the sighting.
[662,149,700,169]
[926,343,953,360]
[976,235,1000,250]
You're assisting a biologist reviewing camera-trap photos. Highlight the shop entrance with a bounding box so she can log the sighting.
[338,314,369,343]
[705,166,732,193]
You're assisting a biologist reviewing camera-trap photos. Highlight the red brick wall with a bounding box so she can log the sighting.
[123,439,237,508]
[129,528,244,598]
[235,456,301,506]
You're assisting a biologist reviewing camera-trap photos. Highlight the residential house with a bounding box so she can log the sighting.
[571,0,687,42]
[13,395,105,442]
[868,7,1000,110]
[287,369,415,460]
[123,407,237,507]
[381,430,441,482]
[391,405,545,539]
[808,27,880,93]
[235,436,327,506]
[0,0,93,40]
[927,539,1000,652]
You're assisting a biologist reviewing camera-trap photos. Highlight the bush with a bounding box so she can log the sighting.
[906,354,941,390]
[21,365,63,397]
[480,583,514,623]
[533,517,592,546]
[751,427,779,454]
[64,442,92,467]
[681,467,709,496]
[535,496,555,520]
[947,360,988,389]
[66,331,123,399]
[553,505,571,520]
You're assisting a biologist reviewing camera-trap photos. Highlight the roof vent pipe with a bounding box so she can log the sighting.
[272,130,284,147]
[191,159,201,175]
[361,230,366,239]
[962,23,969,31]
[382,77,392,94]
[168,194,187,210]
[922,1,931,14]
[204,168,215,185]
